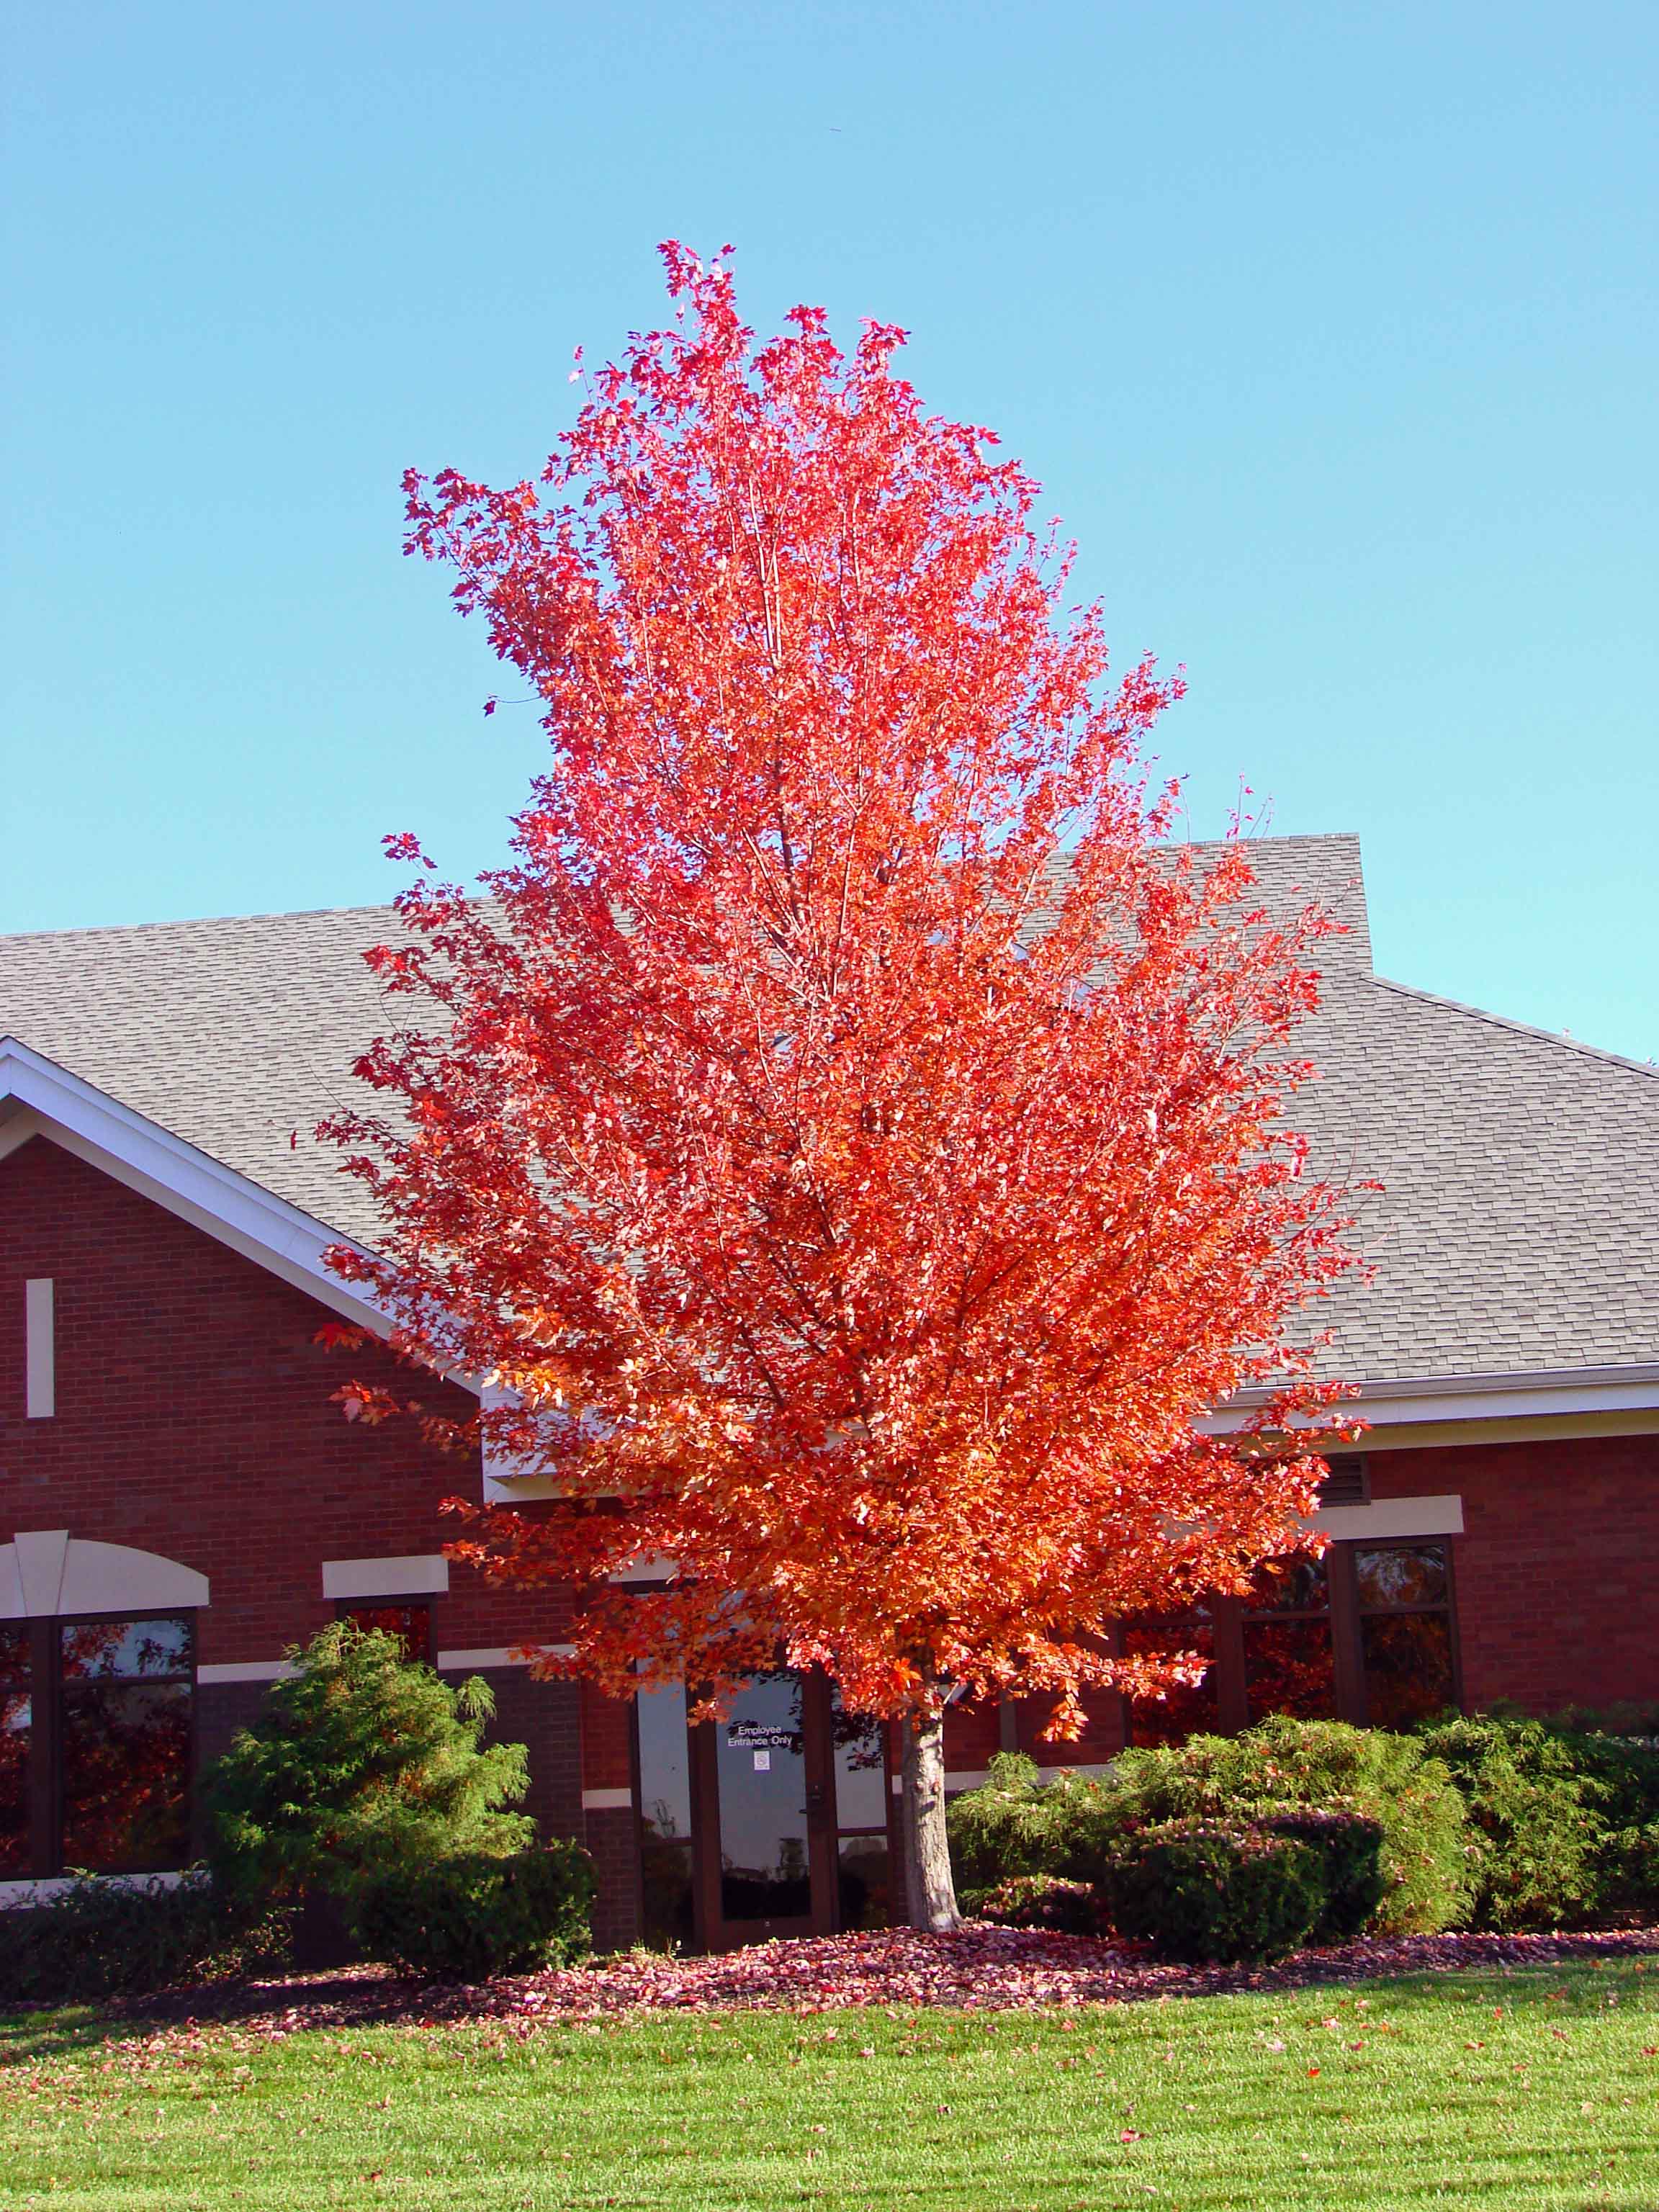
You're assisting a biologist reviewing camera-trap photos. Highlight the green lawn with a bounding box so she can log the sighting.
[2,1961,1656,2210]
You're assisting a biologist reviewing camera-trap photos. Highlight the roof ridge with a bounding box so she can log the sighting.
[1370,974,1659,1081]
[0,901,403,947]
[1,833,1366,947]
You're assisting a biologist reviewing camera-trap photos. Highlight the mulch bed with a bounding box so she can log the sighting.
[94,1922,1659,2035]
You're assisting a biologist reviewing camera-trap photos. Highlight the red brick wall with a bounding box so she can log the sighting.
[1369,1431,1659,1714]
[0,1134,570,1664]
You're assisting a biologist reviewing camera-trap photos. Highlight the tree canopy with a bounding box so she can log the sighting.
[323,246,1365,1922]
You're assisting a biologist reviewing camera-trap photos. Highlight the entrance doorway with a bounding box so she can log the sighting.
[636,1669,893,1951]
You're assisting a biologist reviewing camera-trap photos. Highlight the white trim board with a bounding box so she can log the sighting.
[924,1765,1115,1796]
[197,1660,297,1685]
[0,1871,187,1912]
[581,1787,632,1812]
[1308,1493,1463,1540]
[1205,1361,1659,1436]
[0,1532,209,1619]
[436,1644,576,1672]
[323,1554,449,1601]
[24,1277,53,1418]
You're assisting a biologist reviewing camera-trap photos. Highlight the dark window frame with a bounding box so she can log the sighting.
[1352,1539,1463,1726]
[5,1609,199,1882]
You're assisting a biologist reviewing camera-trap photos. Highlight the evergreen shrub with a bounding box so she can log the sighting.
[1099,1818,1325,1963]
[1257,1809,1387,1943]
[354,1842,595,1979]
[1107,1717,1473,1934]
[945,1753,1117,1887]
[1416,1711,1659,1928]
[205,1621,536,1919]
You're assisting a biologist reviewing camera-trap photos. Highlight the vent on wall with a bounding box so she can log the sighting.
[1318,1455,1370,1509]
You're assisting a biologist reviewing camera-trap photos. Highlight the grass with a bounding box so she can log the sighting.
[2,1961,1657,2210]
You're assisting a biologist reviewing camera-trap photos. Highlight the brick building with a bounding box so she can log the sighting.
[2,835,1655,1948]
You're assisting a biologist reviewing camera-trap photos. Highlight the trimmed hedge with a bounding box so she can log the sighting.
[0,1874,290,2005]
[354,1841,595,1979]
[948,1710,1659,1952]
[1099,1819,1326,1963]
[1257,1809,1387,1943]
[946,1754,1117,1888]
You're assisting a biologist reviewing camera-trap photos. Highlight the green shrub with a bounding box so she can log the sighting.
[205,1622,534,1915]
[1546,1725,1659,1834]
[1419,1711,1659,1927]
[1098,1818,1325,1963]
[946,1753,1117,1888]
[354,1842,595,1979]
[0,1873,290,2005]
[1415,1713,1599,1930]
[1258,1809,1387,1943]
[1109,1717,1474,1934]
[960,1874,1104,1936]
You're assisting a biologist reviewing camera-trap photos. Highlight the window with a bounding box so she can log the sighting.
[1123,1610,1218,1747]
[636,1679,694,1949]
[1118,1537,1462,1745]
[1,1627,29,1878]
[4,1614,196,1879]
[1243,1553,1337,1722]
[1356,1543,1457,1727]
[338,1601,433,1664]
[831,1699,891,1930]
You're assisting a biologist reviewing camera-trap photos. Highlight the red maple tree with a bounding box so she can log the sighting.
[325,246,1365,1930]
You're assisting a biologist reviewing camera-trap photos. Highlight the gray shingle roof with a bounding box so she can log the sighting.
[1,835,1655,1384]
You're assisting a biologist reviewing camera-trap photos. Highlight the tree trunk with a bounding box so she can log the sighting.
[899,1699,961,1932]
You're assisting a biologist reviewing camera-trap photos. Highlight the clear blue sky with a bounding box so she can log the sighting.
[4,1,1654,1058]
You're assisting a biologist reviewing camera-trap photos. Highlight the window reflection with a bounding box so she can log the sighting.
[1357,1542,1455,1726]
[1249,1554,1328,1614]
[0,1628,30,1878]
[1243,1618,1336,1721]
[1123,1622,1219,1747]
[60,1681,192,1872]
[1355,1545,1448,1611]
[59,1616,192,1681]
[830,1705,887,1832]
[716,1675,810,1922]
[837,1834,891,1930]
[637,1681,692,1843]
[58,1616,194,1874]
[831,1696,890,1929]
[1361,1614,1455,1728]
[341,1604,432,1663]
[636,1679,695,1950]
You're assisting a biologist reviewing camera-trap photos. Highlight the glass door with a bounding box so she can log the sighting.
[694,1671,835,1948]
[639,1667,896,1950]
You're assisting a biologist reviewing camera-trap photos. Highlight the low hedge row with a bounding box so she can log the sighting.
[949,1709,1659,1961]
[0,1874,292,2007]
